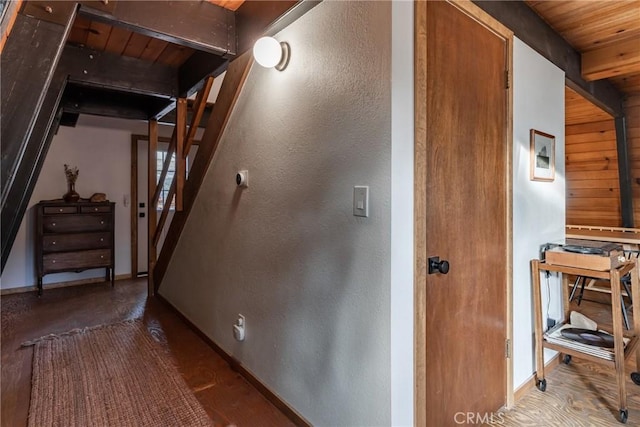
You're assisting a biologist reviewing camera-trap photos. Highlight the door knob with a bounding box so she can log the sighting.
[428,256,450,275]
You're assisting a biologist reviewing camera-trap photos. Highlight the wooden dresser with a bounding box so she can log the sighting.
[35,201,115,295]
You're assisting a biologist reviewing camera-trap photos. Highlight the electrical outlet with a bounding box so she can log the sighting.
[233,314,245,341]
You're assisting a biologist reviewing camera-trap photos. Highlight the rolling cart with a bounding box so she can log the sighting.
[531,258,640,423]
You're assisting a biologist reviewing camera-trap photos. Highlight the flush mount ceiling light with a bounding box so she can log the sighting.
[253,36,290,71]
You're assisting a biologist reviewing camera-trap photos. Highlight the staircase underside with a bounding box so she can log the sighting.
[1,0,317,276]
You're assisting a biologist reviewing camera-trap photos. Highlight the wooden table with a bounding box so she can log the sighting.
[531,258,640,424]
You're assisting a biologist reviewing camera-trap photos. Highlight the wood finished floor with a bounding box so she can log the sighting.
[0,278,295,427]
[497,290,640,426]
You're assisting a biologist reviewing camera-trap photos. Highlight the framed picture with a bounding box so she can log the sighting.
[530,129,555,182]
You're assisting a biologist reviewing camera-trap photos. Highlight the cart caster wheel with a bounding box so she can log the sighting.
[631,372,640,386]
[619,409,628,424]
[536,378,547,392]
[563,355,572,364]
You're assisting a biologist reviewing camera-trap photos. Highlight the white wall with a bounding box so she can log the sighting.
[1,116,177,290]
[391,1,414,426]
[160,2,393,425]
[512,37,566,389]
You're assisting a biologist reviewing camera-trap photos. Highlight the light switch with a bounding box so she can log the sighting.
[353,186,369,217]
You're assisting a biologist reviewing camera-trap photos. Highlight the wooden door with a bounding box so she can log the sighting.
[416,2,510,425]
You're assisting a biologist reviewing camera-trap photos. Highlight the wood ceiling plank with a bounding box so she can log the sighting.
[104,26,132,56]
[79,1,235,56]
[122,31,149,58]
[140,37,169,63]
[85,19,112,51]
[565,87,613,125]
[611,72,640,94]
[68,15,92,46]
[582,37,640,81]
[158,43,194,67]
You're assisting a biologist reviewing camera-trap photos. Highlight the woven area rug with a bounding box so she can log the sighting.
[23,319,213,427]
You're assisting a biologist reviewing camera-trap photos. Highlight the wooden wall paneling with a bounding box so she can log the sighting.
[565,103,622,227]
[626,96,640,226]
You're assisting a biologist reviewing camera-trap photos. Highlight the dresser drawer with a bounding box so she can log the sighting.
[43,206,77,214]
[42,249,111,273]
[80,205,112,213]
[42,232,111,252]
[43,215,111,233]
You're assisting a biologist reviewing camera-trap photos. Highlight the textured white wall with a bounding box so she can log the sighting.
[160,1,392,425]
[391,1,414,425]
[512,38,566,389]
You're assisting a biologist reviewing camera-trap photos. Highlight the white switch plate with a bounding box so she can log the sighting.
[353,186,369,217]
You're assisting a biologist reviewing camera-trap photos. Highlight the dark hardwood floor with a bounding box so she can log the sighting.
[0,278,295,427]
[498,288,640,426]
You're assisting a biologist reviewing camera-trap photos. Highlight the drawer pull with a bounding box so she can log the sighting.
[100,255,104,259]
[100,238,104,242]
[100,221,104,225]
[52,223,56,226]
[94,208,98,211]
[52,260,56,263]
[59,208,63,212]
[52,241,56,245]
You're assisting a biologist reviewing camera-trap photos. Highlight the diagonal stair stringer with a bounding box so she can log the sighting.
[153,52,253,291]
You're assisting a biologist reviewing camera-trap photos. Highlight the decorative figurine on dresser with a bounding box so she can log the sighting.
[34,165,115,296]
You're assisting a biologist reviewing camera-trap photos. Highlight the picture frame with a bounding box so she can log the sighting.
[530,129,555,182]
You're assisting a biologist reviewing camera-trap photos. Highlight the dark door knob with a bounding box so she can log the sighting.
[428,256,450,275]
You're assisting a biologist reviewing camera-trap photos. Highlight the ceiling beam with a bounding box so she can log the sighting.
[472,0,625,118]
[78,0,236,57]
[61,84,170,120]
[60,44,178,98]
[178,50,228,97]
[582,38,640,82]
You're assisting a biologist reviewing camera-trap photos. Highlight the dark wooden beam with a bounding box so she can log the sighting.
[1,74,67,271]
[61,83,171,120]
[178,50,228,97]
[154,52,253,290]
[472,0,625,118]
[60,44,178,98]
[615,116,635,227]
[78,1,235,56]
[1,4,76,205]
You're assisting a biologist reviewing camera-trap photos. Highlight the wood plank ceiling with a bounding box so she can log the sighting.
[66,0,245,68]
[526,0,640,98]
